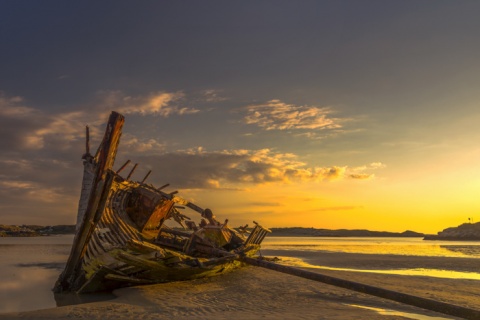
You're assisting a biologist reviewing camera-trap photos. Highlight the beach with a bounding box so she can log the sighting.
[1,250,478,320]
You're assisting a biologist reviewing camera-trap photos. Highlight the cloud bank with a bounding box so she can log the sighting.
[0,90,380,224]
[0,90,202,223]
[129,148,384,189]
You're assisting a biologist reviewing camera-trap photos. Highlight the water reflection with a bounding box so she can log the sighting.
[348,304,458,320]
[0,266,60,313]
[262,237,480,258]
[0,235,73,313]
[54,292,116,307]
[15,262,66,269]
[440,245,480,257]
[278,256,480,281]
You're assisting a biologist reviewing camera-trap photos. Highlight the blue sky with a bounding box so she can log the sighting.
[1,1,480,232]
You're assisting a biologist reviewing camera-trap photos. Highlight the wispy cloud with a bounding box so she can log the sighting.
[24,111,89,150]
[244,99,343,131]
[312,206,362,212]
[0,94,37,117]
[0,179,65,203]
[121,133,166,153]
[97,91,199,117]
[201,89,227,102]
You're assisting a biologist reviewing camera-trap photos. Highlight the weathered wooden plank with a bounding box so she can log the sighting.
[126,239,166,256]
[104,273,154,284]
[242,257,480,320]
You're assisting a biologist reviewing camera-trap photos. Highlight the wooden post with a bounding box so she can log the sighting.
[85,126,90,155]
[141,170,152,184]
[116,159,131,174]
[158,183,170,190]
[242,257,480,320]
[126,163,138,180]
[82,126,92,160]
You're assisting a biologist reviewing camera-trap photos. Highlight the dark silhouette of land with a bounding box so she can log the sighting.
[270,227,424,237]
[0,224,75,237]
[424,222,480,241]
[0,224,426,237]
[3,223,480,240]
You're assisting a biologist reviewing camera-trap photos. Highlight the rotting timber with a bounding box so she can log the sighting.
[54,111,270,293]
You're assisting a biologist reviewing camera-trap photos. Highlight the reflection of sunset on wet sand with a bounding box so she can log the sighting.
[263,237,480,258]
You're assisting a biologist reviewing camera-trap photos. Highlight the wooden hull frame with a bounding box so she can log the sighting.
[54,112,270,293]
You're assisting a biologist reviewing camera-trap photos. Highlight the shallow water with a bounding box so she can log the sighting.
[262,237,480,258]
[348,304,456,320]
[1,235,479,314]
[262,237,480,282]
[0,235,73,313]
[277,256,480,281]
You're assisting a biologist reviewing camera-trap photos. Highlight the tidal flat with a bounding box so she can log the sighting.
[1,236,479,319]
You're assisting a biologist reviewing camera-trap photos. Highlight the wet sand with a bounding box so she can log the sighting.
[1,252,478,319]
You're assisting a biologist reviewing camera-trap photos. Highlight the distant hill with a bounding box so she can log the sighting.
[424,222,480,241]
[0,224,75,237]
[269,227,424,237]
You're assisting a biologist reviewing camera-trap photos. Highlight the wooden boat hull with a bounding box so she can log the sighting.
[54,111,269,293]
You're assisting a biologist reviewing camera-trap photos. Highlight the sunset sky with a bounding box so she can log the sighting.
[1,1,480,234]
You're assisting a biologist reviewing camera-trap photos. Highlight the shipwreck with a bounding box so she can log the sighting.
[54,111,270,293]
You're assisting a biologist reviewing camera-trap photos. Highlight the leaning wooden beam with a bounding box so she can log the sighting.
[104,273,155,284]
[158,183,169,190]
[126,163,138,180]
[54,111,125,293]
[141,170,152,184]
[242,257,480,320]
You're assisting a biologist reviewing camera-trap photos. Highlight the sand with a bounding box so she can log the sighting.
[1,251,478,320]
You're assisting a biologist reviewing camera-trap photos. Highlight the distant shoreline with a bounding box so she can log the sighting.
[268,227,425,238]
[0,224,75,237]
[423,222,480,241]
[0,225,427,238]
[424,235,480,241]
[3,224,479,241]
